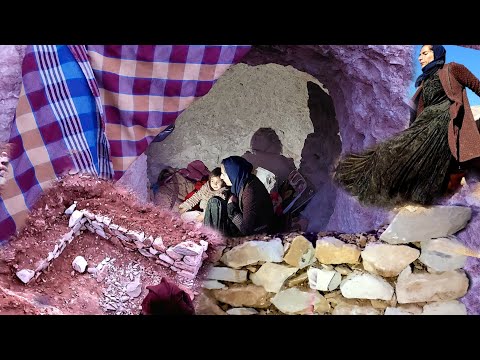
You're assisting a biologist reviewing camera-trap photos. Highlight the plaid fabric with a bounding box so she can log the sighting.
[0,45,108,243]
[87,45,251,179]
[0,45,251,243]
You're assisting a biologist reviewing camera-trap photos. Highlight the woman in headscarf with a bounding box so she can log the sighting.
[334,45,480,207]
[203,156,274,236]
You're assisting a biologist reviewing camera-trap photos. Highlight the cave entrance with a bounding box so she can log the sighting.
[145,62,341,234]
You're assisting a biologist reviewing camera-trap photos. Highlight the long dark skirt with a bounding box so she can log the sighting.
[203,197,240,236]
[334,101,454,208]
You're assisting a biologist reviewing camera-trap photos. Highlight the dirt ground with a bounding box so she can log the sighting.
[0,174,225,315]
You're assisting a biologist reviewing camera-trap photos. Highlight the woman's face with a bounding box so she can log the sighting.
[418,45,434,68]
[220,164,232,186]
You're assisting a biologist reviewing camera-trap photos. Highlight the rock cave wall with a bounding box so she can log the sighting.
[146,63,320,185]
[0,45,26,144]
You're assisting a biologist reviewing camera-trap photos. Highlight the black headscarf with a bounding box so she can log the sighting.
[415,45,446,87]
[222,156,253,197]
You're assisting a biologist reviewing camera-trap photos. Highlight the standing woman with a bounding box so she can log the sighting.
[334,45,480,207]
[203,156,274,236]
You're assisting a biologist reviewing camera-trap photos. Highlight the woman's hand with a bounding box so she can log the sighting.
[228,195,237,204]
[0,151,8,186]
[196,213,204,222]
[178,206,187,214]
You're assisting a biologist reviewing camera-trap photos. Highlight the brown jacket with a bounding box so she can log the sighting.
[411,62,480,162]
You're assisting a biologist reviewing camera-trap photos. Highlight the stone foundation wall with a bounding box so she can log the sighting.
[198,205,474,315]
[16,205,208,284]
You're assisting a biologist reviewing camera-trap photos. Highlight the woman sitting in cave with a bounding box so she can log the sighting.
[203,156,275,236]
[334,45,480,208]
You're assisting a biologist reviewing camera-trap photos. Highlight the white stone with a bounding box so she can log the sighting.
[271,287,329,314]
[114,231,129,241]
[220,238,284,269]
[109,223,119,231]
[58,242,67,254]
[307,267,341,291]
[206,267,248,283]
[166,248,183,260]
[102,217,111,226]
[178,270,196,279]
[340,272,394,301]
[396,266,469,303]
[152,237,166,252]
[380,205,471,244]
[64,203,76,215]
[72,256,88,273]
[126,280,142,298]
[72,221,83,233]
[158,253,175,265]
[226,308,258,315]
[173,241,203,256]
[68,210,84,228]
[82,210,95,220]
[16,269,35,284]
[332,304,381,315]
[94,214,104,223]
[173,260,198,273]
[250,263,298,293]
[183,254,202,266]
[62,231,74,243]
[421,300,467,315]
[418,237,467,272]
[138,248,155,258]
[35,259,48,272]
[91,221,104,230]
[127,230,145,242]
[199,240,209,251]
[143,236,154,247]
[202,280,227,290]
[384,307,416,315]
[361,243,420,277]
[149,247,159,256]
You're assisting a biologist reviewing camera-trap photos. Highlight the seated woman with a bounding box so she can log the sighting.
[178,167,229,222]
[203,156,274,236]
